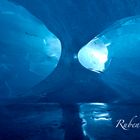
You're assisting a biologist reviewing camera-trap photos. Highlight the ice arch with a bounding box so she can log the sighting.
[0,1,61,96]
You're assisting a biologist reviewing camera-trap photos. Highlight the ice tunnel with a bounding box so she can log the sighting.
[0,1,61,97]
[0,1,140,139]
[78,16,140,101]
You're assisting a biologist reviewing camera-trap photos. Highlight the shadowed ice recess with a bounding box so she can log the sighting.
[0,0,61,96]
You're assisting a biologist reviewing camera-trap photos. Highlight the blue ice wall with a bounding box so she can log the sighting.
[0,0,61,97]
[78,16,140,102]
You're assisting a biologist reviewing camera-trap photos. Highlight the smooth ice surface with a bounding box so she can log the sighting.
[100,16,140,99]
[78,16,140,101]
[0,0,61,96]
[78,37,109,73]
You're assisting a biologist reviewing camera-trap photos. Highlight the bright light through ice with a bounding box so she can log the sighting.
[90,48,107,63]
[78,37,109,73]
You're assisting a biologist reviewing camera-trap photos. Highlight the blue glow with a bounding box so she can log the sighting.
[100,16,140,96]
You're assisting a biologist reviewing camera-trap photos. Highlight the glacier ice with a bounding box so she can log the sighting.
[0,0,61,97]
[101,16,140,99]
[78,16,140,100]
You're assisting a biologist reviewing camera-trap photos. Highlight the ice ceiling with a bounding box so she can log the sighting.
[0,0,61,96]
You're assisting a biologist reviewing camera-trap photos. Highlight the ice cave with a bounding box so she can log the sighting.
[0,0,140,140]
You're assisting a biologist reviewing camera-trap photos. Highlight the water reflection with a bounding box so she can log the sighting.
[0,103,140,140]
[0,103,65,140]
[79,103,113,140]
